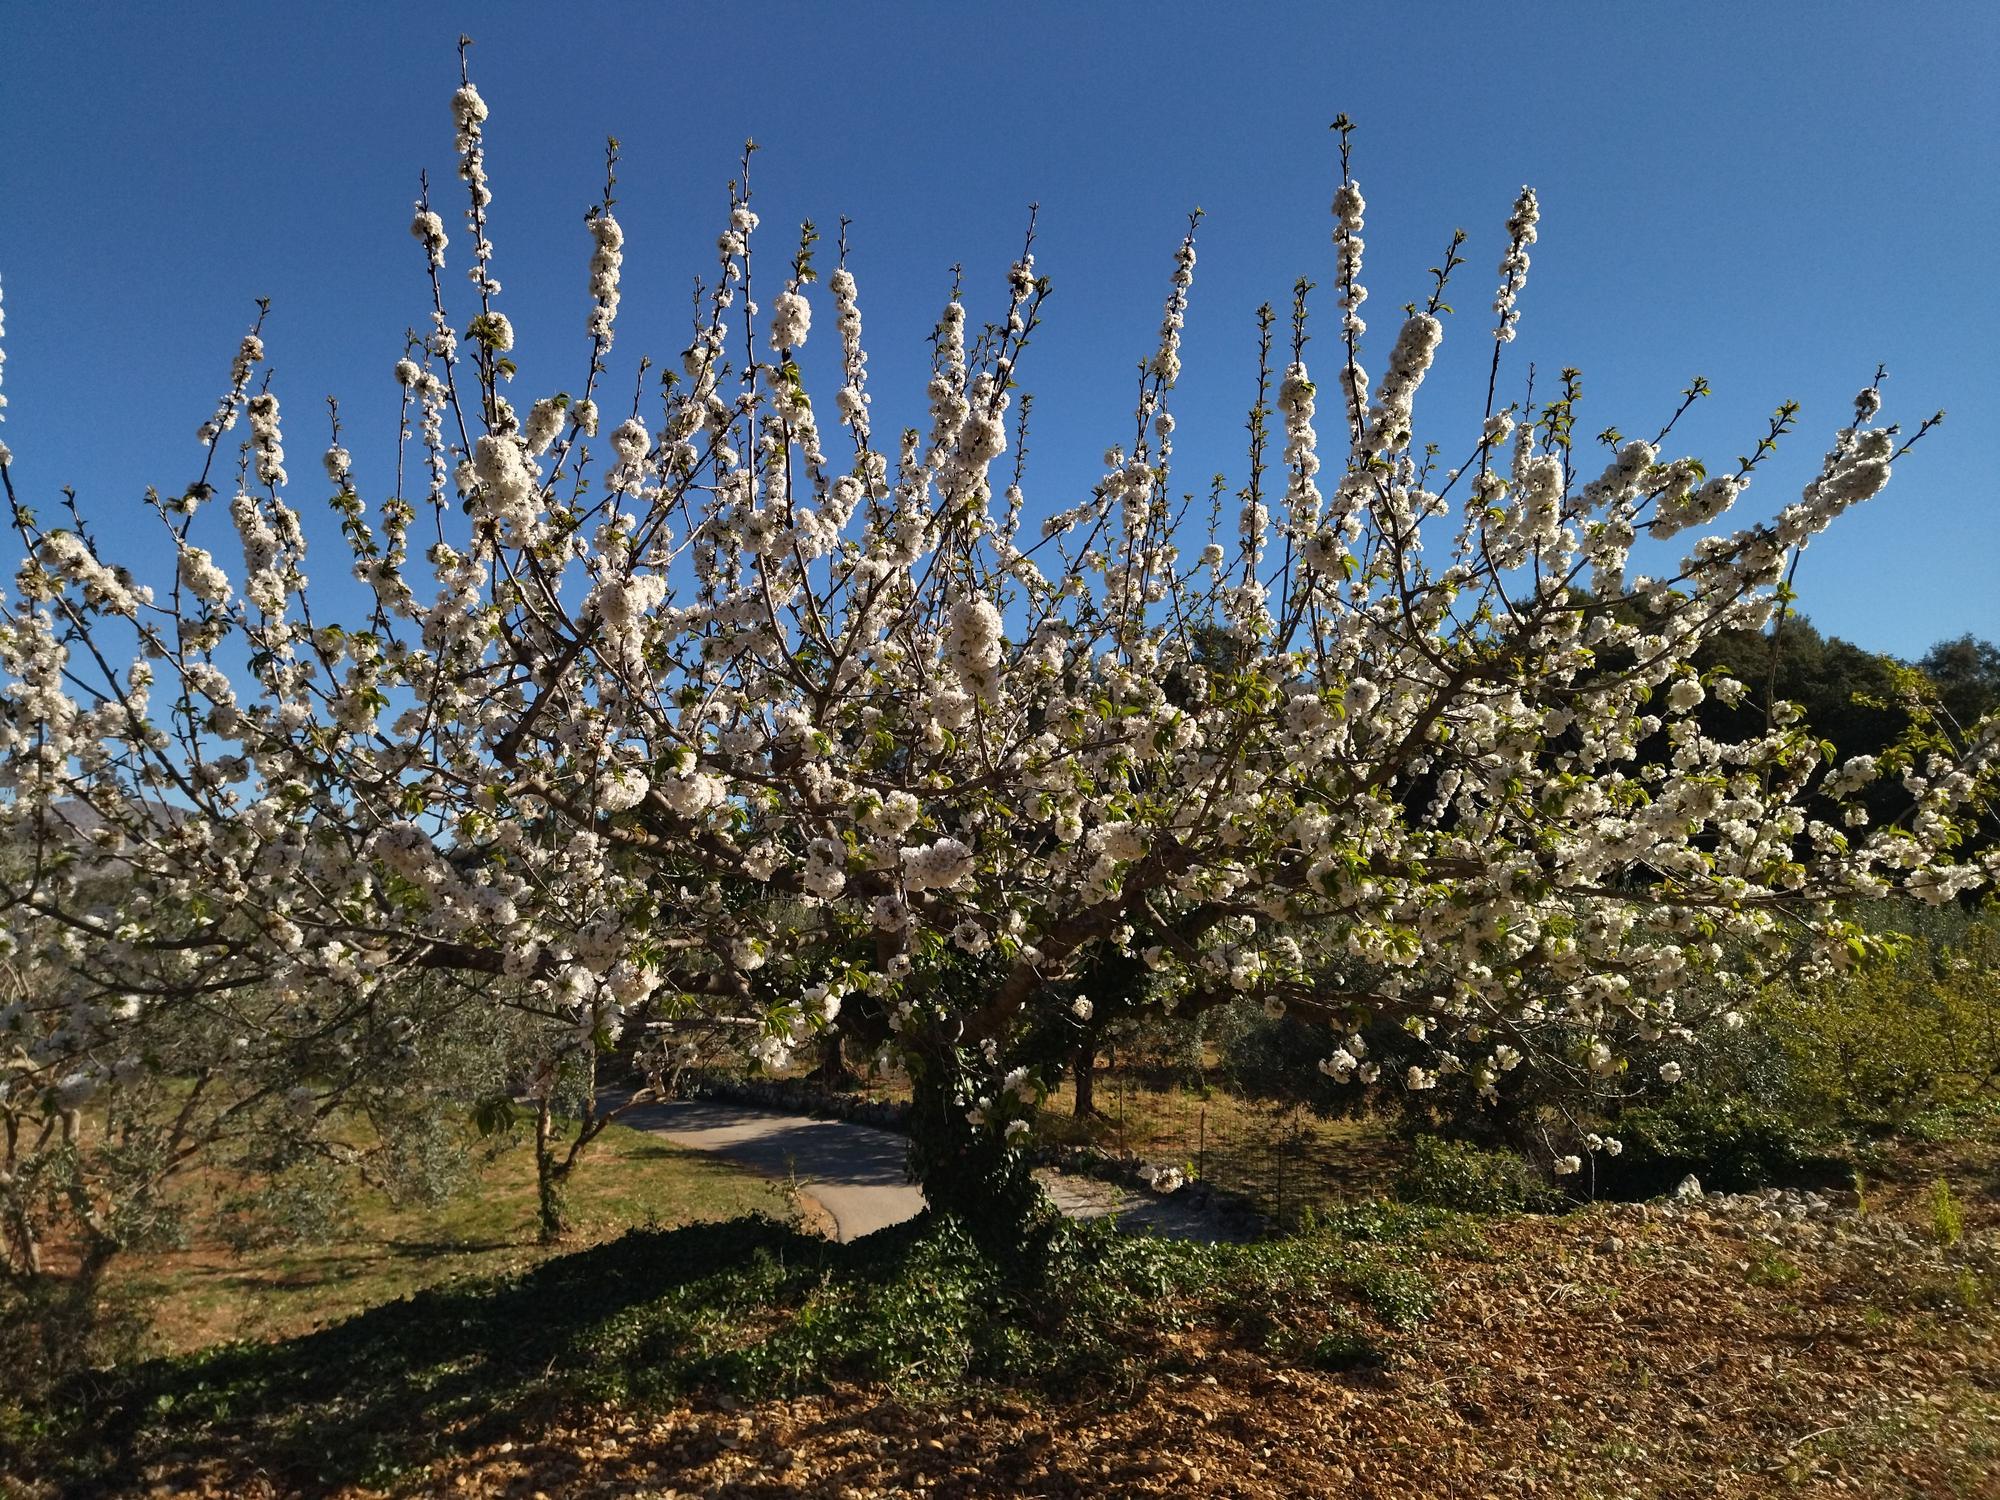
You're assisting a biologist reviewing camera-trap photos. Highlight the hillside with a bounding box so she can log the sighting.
[17,1130,1996,1499]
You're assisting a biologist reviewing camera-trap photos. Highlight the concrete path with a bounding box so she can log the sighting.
[1033,1169,1258,1243]
[612,1095,1246,1244]
[613,1097,925,1242]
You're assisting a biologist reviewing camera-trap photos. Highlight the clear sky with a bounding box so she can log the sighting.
[2,2,1993,658]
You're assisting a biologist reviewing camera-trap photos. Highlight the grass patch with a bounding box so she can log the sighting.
[19,1204,1460,1493]
[1745,1250,1802,1290]
[111,1118,793,1356]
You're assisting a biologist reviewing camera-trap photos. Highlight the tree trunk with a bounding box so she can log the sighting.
[534,1096,573,1244]
[1072,1038,1099,1119]
[903,1041,1055,1268]
[814,1031,858,1092]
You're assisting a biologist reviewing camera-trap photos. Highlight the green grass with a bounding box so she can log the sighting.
[1745,1250,1802,1290]
[18,1202,1465,1494]
[113,1120,794,1355]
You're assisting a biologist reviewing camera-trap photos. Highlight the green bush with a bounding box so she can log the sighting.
[1211,1000,1423,1118]
[1600,1090,1843,1197]
[1394,1135,1557,1214]
[375,1108,482,1210]
[1589,902,2000,1197]
[1292,1312,1387,1372]
[1931,1177,1965,1247]
[1759,909,2000,1132]
[217,1153,357,1251]
[0,1276,149,1410]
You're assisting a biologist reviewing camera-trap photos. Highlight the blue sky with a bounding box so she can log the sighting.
[2,2,1994,658]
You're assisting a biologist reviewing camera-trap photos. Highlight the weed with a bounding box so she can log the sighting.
[1931,1177,1964,1246]
[1746,1251,1801,1289]
[1293,1313,1387,1373]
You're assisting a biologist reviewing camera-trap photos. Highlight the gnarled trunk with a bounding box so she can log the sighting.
[903,1042,1054,1263]
[533,1095,574,1244]
[1072,1038,1100,1119]
[813,1031,858,1092]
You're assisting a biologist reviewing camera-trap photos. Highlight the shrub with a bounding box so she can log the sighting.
[0,1276,148,1408]
[1598,1090,1845,1198]
[1759,907,2000,1132]
[1932,1178,1965,1247]
[1591,902,2000,1196]
[218,1153,357,1252]
[1394,1135,1557,1214]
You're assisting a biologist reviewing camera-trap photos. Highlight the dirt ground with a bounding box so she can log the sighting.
[206,1139,1993,1500]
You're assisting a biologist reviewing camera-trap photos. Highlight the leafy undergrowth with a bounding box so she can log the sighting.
[8,1201,1466,1496]
[8,1136,1997,1498]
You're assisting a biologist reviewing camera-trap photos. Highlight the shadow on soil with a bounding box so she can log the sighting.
[29,1214,850,1496]
[21,1198,1444,1496]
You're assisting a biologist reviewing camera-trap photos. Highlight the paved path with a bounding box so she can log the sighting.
[1033,1169,1258,1242]
[613,1097,925,1242]
[612,1096,1246,1244]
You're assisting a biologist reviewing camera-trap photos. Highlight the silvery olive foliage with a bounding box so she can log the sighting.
[1,53,1994,1268]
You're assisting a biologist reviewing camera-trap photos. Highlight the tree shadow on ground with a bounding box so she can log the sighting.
[28,1206,1384,1496]
[42,1213,869,1497]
